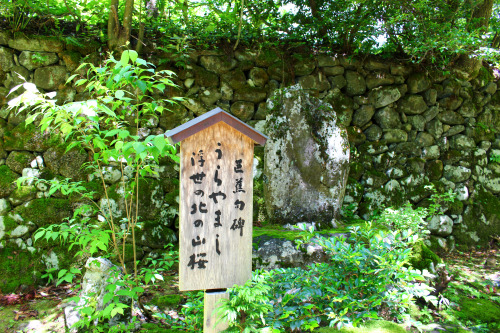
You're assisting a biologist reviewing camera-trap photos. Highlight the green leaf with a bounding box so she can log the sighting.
[120,52,130,66]
[153,135,167,152]
[128,50,138,63]
[115,90,125,99]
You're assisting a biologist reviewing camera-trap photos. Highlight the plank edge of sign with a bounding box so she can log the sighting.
[164,107,268,146]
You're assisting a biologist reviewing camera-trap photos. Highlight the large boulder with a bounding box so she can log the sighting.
[263,85,350,227]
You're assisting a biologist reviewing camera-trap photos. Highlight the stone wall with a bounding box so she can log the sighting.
[1,33,500,291]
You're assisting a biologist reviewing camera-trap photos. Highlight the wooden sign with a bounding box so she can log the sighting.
[165,108,267,291]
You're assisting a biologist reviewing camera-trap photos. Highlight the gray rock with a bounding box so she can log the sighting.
[422,145,440,160]
[426,119,443,139]
[234,86,267,103]
[249,68,269,87]
[398,95,428,115]
[323,66,344,76]
[264,85,350,226]
[65,257,132,331]
[364,124,383,141]
[328,75,347,90]
[6,151,35,174]
[10,66,30,85]
[373,107,400,129]
[253,237,304,269]
[200,56,237,74]
[323,89,354,126]
[438,111,465,125]
[390,64,411,76]
[298,74,330,92]
[345,71,366,96]
[0,198,10,215]
[424,89,438,105]
[408,72,430,93]
[230,101,255,121]
[199,87,221,105]
[428,215,454,236]
[443,125,465,137]
[34,66,68,91]
[19,51,59,71]
[369,86,401,108]
[365,72,395,89]
[0,47,14,72]
[8,37,64,52]
[352,105,375,127]
[416,132,435,147]
[439,95,463,110]
[407,115,426,131]
[194,66,220,88]
[458,101,481,117]
[293,59,316,76]
[182,98,208,116]
[364,59,389,71]
[444,165,471,182]
[317,55,340,67]
[450,134,476,151]
[423,105,440,122]
[383,129,408,143]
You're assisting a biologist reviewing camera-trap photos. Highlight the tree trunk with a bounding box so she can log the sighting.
[108,0,135,51]
[470,0,494,31]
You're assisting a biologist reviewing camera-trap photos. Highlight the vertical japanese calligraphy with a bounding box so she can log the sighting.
[179,122,253,291]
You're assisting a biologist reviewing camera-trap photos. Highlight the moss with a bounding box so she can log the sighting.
[2,213,19,231]
[3,123,61,152]
[349,162,364,180]
[454,186,500,249]
[457,298,500,323]
[0,247,39,293]
[409,241,442,270]
[317,320,407,332]
[15,198,72,227]
[152,294,183,308]
[0,165,18,195]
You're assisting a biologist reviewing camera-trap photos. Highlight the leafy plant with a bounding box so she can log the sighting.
[8,49,181,330]
[218,224,434,331]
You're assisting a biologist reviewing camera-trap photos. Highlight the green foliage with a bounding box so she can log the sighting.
[218,224,435,331]
[154,291,204,331]
[1,0,498,65]
[8,50,180,330]
[376,203,430,240]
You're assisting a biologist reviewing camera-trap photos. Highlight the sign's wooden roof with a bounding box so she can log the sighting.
[164,107,268,146]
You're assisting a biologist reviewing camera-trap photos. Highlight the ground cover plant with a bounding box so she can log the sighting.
[7,49,181,331]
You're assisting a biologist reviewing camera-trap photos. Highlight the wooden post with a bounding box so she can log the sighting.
[204,290,230,332]
[165,108,268,332]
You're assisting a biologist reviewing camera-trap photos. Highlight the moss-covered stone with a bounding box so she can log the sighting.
[0,165,17,198]
[14,198,72,228]
[426,160,443,181]
[453,185,500,249]
[409,241,442,270]
[348,162,364,180]
[9,185,37,206]
[3,123,61,152]
[5,151,35,174]
[0,247,39,293]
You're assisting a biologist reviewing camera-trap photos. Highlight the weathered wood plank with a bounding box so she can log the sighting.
[179,121,253,291]
[204,290,230,332]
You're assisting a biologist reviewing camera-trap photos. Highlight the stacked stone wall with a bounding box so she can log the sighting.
[0,33,499,291]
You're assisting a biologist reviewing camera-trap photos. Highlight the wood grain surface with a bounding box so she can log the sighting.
[179,122,253,291]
